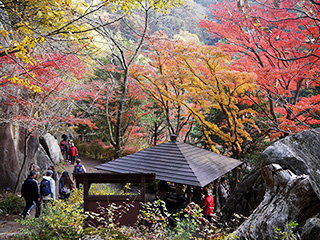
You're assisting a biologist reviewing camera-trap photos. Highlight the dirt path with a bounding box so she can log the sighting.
[58,154,104,176]
[0,155,104,239]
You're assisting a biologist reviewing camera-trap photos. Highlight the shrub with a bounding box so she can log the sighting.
[274,221,299,240]
[16,189,86,240]
[0,192,25,214]
[88,183,117,195]
[77,140,114,160]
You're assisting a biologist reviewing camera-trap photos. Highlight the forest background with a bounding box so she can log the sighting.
[1,0,319,168]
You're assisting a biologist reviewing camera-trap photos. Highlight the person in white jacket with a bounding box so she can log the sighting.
[41,170,56,206]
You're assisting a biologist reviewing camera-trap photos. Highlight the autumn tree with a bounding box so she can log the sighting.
[131,34,259,157]
[199,0,320,140]
[0,0,98,190]
[75,64,153,157]
[80,0,182,158]
[131,33,194,142]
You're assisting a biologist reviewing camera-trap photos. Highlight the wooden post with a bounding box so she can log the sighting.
[83,175,89,211]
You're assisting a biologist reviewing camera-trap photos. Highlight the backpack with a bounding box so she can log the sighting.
[40,179,51,196]
[60,140,66,147]
[74,164,83,173]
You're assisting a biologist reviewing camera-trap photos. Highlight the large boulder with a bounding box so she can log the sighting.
[223,129,320,238]
[233,164,320,240]
[221,169,265,220]
[261,128,320,199]
[301,216,320,240]
[34,144,53,176]
[0,123,23,191]
[41,133,63,164]
[0,122,63,191]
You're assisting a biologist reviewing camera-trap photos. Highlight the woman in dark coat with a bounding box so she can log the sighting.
[59,171,74,200]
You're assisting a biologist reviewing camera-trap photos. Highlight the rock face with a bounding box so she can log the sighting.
[41,133,64,165]
[233,164,320,240]
[301,217,320,240]
[0,123,23,191]
[221,169,265,220]
[229,128,320,240]
[261,128,320,199]
[0,123,62,191]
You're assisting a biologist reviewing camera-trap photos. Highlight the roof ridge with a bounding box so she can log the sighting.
[175,142,203,186]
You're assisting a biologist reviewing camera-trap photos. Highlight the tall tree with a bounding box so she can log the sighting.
[131,33,194,141]
[84,0,182,158]
[199,0,320,140]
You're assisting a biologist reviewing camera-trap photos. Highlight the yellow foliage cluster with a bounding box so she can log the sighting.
[102,0,183,14]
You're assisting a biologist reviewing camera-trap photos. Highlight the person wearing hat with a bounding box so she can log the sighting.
[218,176,230,208]
[41,170,56,207]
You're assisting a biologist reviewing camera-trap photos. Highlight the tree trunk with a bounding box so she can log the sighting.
[14,129,30,192]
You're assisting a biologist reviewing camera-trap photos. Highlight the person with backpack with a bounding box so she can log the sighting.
[68,143,78,164]
[59,171,74,200]
[21,171,42,219]
[73,159,86,189]
[40,170,56,207]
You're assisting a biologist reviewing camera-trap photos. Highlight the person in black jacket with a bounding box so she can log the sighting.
[21,171,42,218]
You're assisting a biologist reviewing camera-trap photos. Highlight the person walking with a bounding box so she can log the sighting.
[65,139,71,161]
[201,188,214,223]
[68,143,78,164]
[73,159,86,189]
[218,177,230,208]
[21,171,42,218]
[40,170,56,207]
[48,165,58,182]
[59,171,74,200]
[29,163,40,181]
[60,139,66,155]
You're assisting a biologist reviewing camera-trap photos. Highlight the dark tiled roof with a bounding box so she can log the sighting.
[95,140,242,187]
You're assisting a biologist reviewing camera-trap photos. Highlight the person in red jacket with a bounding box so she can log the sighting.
[68,143,78,164]
[201,188,214,223]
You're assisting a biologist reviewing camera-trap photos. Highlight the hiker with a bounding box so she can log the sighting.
[73,159,86,189]
[40,170,56,207]
[21,171,42,218]
[68,142,78,164]
[65,139,71,161]
[201,188,214,223]
[218,177,230,208]
[59,171,74,200]
[29,163,40,181]
[60,139,66,154]
[48,165,58,182]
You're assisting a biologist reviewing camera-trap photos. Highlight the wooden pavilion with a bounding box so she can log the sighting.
[95,135,243,202]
